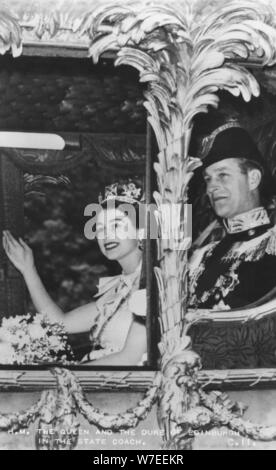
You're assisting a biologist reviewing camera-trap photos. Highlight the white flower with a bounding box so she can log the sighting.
[0,312,73,364]
[13,330,27,342]
[0,328,13,343]
[48,336,63,349]
[0,342,16,364]
[28,324,45,340]
[1,317,21,329]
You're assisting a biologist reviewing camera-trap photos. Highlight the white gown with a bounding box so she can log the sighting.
[82,263,147,364]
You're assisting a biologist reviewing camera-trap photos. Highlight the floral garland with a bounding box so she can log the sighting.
[0,313,75,365]
[0,391,47,433]
[0,313,160,449]
[70,370,162,431]
[0,368,161,450]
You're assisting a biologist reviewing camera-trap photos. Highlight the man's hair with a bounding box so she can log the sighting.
[237,158,269,204]
[237,158,263,177]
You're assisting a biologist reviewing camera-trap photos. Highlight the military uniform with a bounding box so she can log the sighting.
[189,123,276,368]
[188,207,276,310]
[188,208,276,369]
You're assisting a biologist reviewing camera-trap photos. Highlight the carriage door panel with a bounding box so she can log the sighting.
[0,153,25,319]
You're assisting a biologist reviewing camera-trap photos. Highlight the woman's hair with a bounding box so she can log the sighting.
[100,198,145,230]
[99,199,147,289]
[99,179,145,230]
[99,179,147,289]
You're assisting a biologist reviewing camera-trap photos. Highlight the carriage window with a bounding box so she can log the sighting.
[188,89,276,370]
[0,56,158,369]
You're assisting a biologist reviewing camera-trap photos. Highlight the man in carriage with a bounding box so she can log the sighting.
[189,122,276,311]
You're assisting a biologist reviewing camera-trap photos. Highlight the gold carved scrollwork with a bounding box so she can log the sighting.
[86,0,276,449]
[0,7,22,56]
[24,173,71,197]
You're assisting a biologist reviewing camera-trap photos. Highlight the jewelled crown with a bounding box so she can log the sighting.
[98,180,144,205]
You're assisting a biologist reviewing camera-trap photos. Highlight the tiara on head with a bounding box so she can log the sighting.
[98,180,144,205]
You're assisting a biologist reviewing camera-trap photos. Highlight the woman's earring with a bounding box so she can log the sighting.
[138,239,144,251]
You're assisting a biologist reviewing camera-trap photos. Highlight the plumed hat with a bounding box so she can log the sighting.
[200,121,265,172]
[197,121,276,201]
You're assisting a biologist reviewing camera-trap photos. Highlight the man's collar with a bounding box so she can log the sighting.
[223,207,270,234]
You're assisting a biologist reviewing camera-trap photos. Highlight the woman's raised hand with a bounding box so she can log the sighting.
[2,230,35,276]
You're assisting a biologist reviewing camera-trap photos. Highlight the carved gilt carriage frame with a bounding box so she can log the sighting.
[2,0,276,450]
